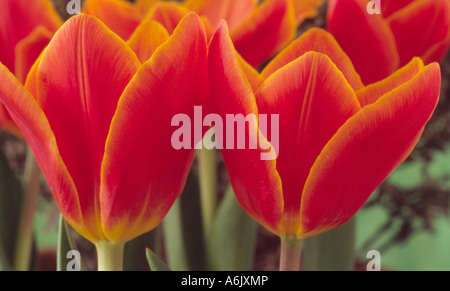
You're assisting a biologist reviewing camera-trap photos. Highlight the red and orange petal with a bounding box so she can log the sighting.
[0,106,22,138]
[356,58,424,107]
[184,0,257,30]
[146,2,191,35]
[300,63,440,238]
[209,22,284,235]
[326,0,399,85]
[387,0,450,66]
[261,28,364,91]
[230,0,297,68]
[0,0,62,73]
[100,13,209,242]
[33,14,140,241]
[291,0,323,24]
[127,20,170,63]
[135,0,159,13]
[82,0,144,40]
[14,27,54,84]
[381,0,415,17]
[256,52,361,235]
[0,62,86,240]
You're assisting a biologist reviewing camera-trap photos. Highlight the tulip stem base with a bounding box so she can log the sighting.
[95,241,125,271]
[197,147,217,239]
[279,236,303,271]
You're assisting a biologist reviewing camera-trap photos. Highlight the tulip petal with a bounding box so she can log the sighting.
[0,106,21,138]
[356,57,424,107]
[209,22,284,235]
[231,0,296,68]
[326,0,399,84]
[300,63,441,238]
[291,0,323,24]
[381,0,415,17]
[387,0,450,66]
[127,20,170,63]
[421,38,450,65]
[0,0,62,73]
[237,54,265,92]
[35,15,140,241]
[262,28,364,91]
[256,52,361,235]
[184,0,257,30]
[0,63,93,240]
[100,13,209,243]
[146,2,191,35]
[83,0,144,40]
[14,26,53,84]
[136,0,158,13]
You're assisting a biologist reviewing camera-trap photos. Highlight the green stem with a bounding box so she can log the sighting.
[14,147,41,271]
[95,241,125,271]
[279,236,303,271]
[197,148,217,239]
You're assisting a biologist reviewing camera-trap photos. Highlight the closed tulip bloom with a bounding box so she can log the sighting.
[83,0,323,67]
[326,0,450,85]
[0,13,208,270]
[208,24,441,269]
[0,0,63,136]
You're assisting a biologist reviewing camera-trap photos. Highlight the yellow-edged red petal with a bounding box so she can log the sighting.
[356,57,424,107]
[262,28,364,91]
[34,14,140,241]
[291,0,323,24]
[184,0,257,30]
[14,27,53,84]
[0,0,62,74]
[146,2,191,35]
[0,106,22,138]
[256,52,361,236]
[82,0,144,40]
[381,0,415,17]
[100,13,209,243]
[387,0,450,66]
[127,20,170,63]
[326,0,399,84]
[300,63,441,238]
[0,62,89,240]
[237,54,265,92]
[209,22,284,236]
[230,0,296,68]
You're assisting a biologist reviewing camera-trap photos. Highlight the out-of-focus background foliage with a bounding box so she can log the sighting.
[0,0,449,271]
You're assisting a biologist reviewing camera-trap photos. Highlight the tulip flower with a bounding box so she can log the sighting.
[83,0,323,67]
[0,13,208,270]
[0,0,63,137]
[326,0,450,85]
[208,24,441,270]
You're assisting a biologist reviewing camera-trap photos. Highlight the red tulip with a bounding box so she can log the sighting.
[183,0,323,67]
[208,24,441,239]
[0,13,208,244]
[0,0,63,137]
[83,0,323,67]
[326,0,450,85]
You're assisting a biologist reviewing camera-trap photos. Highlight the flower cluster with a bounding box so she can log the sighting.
[0,0,447,271]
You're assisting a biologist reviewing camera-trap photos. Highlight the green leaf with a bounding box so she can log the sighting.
[146,248,172,271]
[57,214,85,271]
[162,169,205,271]
[123,228,161,271]
[0,148,24,270]
[206,185,258,271]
